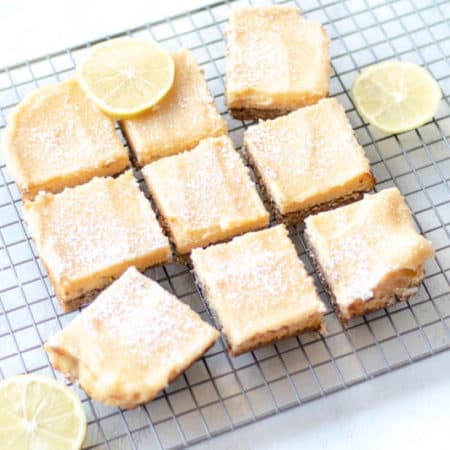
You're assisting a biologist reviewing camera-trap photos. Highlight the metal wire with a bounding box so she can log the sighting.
[0,0,449,448]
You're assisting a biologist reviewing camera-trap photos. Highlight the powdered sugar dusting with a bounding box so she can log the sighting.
[122,49,226,163]
[193,226,323,335]
[226,6,327,99]
[145,136,268,234]
[321,235,377,302]
[177,138,263,226]
[245,98,370,209]
[80,268,210,366]
[9,79,127,185]
[25,171,169,281]
[306,188,435,307]
[48,267,216,391]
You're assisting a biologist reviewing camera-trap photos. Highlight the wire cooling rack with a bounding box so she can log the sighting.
[0,0,449,448]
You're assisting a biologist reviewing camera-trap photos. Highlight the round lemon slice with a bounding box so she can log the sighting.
[77,37,175,118]
[0,374,86,450]
[351,60,442,134]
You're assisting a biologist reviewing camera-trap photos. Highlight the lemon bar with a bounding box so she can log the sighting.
[244,98,375,225]
[226,6,330,120]
[121,49,227,166]
[45,267,219,409]
[4,79,129,201]
[143,135,269,259]
[305,188,434,322]
[23,171,171,312]
[192,225,326,355]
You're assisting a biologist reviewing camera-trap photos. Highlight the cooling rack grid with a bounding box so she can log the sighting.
[0,0,449,448]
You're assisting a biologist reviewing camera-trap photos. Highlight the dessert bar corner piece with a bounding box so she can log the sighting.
[23,170,171,312]
[304,187,434,322]
[191,225,326,355]
[121,48,227,166]
[4,78,129,201]
[244,98,375,225]
[143,135,269,259]
[226,5,330,120]
[45,267,219,409]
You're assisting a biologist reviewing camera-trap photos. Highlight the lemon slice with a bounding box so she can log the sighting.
[77,37,175,118]
[351,60,442,134]
[0,374,86,450]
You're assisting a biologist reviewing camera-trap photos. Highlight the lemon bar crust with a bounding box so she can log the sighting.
[226,6,330,120]
[246,145,373,226]
[304,188,434,322]
[45,267,219,408]
[143,135,269,257]
[244,98,376,224]
[195,263,324,355]
[306,234,425,323]
[4,78,129,201]
[121,49,227,166]
[192,225,326,355]
[229,107,294,121]
[23,171,171,311]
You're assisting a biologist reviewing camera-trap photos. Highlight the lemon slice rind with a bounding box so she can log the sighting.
[351,60,442,134]
[0,374,86,450]
[77,37,175,119]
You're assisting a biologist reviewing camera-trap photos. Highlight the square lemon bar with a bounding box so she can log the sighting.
[23,171,171,312]
[4,79,129,201]
[45,267,219,409]
[244,98,376,225]
[121,48,227,166]
[143,135,269,259]
[226,6,330,120]
[192,225,326,355]
[305,188,434,322]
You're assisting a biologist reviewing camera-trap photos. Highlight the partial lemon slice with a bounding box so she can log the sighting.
[77,37,175,118]
[0,374,86,450]
[351,60,442,134]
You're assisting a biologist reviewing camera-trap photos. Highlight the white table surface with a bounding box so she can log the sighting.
[1,1,449,449]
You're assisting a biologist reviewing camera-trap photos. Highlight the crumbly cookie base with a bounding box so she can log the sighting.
[276,193,366,226]
[229,107,293,121]
[229,318,325,356]
[60,289,105,313]
[58,264,170,313]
